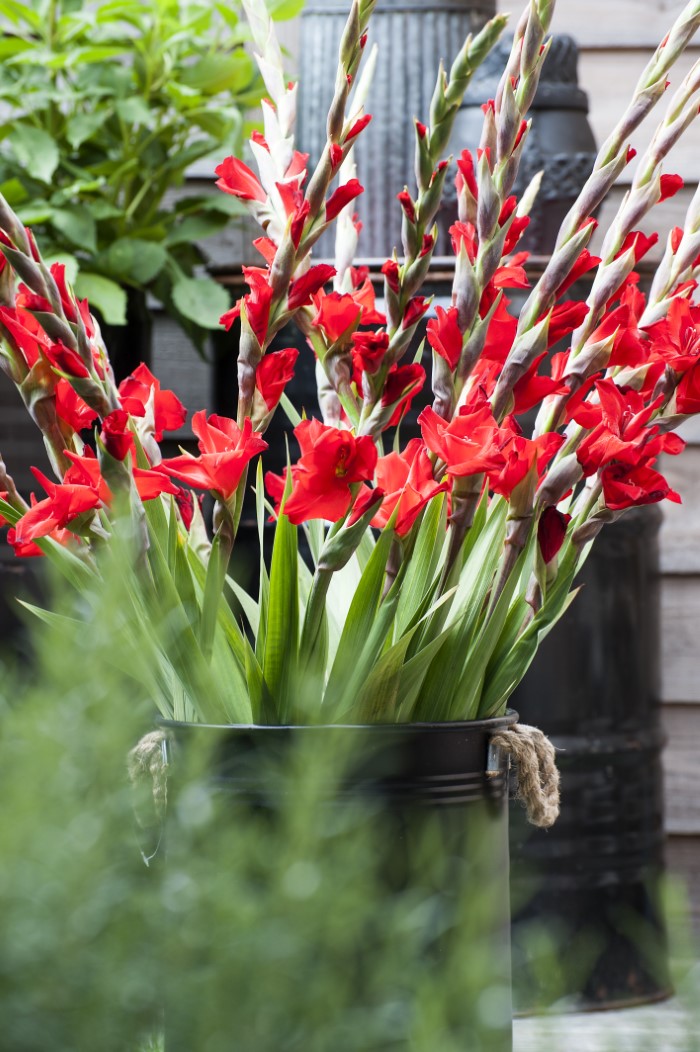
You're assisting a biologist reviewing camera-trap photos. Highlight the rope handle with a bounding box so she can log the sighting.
[489,723,560,829]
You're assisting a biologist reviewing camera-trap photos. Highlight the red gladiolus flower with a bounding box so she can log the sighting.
[537,507,571,564]
[290,200,310,247]
[352,276,386,325]
[456,150,478,198]
[312,291,362,343]
[382,363,425,426]
[617,230,659,264]
[450,221,477,262]
[215,156,267,203]
[330,143,343,169]
[503,215,530,256]
[253,237,278,265]
[325,178,364,222]
[372,439,449,536]
[481,297,518,363]
[381,259,400,293]
[659,174,684,202]
[0,306,50,368]
[285,151,309,179]
[174,487,198,531]
[256,347,299,410]
[351,330,389,374]
[119,363,187,441]
[419,397,504,478]
[402,296,429,330]
[159,412,268,502]
[545,301,589,348]
[287,264,336,311]
[555,248,602,298]
[271,419,377,525]
[512,353,568,414]
[646,296,700,373]
[132,466,180,502]
[64,450,110,503]
[45,341,91,379]
[601,461,681,510]
[101,409,134,462]
[13,467,102,545]
[490,430,564,500]
[589,301,647,369]
[426,306,463,371]
[221,268,275,344]
[397,190,416,223]
[345,114,372,142]
[675,365,700,414]
[55,379,98,432]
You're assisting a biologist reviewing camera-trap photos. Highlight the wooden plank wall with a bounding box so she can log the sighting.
[495,0,700,924]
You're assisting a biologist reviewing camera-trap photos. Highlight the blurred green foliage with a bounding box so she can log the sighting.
[0,0,301,347]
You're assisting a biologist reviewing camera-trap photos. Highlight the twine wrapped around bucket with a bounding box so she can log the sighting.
[489,723,560,829]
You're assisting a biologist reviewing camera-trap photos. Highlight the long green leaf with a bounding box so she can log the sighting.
[263,505,299,722]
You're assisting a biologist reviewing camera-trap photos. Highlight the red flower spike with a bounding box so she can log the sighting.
[450,221,477,262]
[132,467,180,502]
[220,303,241,332]
[660,174,684,202]
[0,306,49,368]
[402,296,430,330]
[160,412,268,503]
[345,114,372,142]
[174,487,198,531]
[330,144,343,170]
[456,150,478,198]
[419,397,504,478]
[55,380,97,432]
[101,409,134,462]
[253,237,278,265]
[312,291,362,343]
[426,305,463,371]
[352,276,386,326]
[215,156,267,203]
[352,331,389,375]
[241,267,274,347]
[372,439,449,536]
[555,248,602,298]
[545,300,589,348]
[601,461,680,511]
[280,419,378,525]
[325,178,364,222]
[290,200,311,248]
[381,259,400,294]
[490,431,565,501]
[617,230,659,263]
[119,363,187,442]
[382,364,426,427]
[288,264,336,311]
[285,151,309,179]
[397,190,417,224]
[250,130,270,151]
[275,180,305,218]
[512,353,568,414]
[45,341,91,379]
[13,468,102,546]
[256,347,299,411]
[537,507,571,564]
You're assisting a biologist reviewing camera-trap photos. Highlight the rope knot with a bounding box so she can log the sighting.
[490,722,560,829]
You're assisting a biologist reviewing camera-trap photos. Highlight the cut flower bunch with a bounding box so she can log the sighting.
[2,0,700,726]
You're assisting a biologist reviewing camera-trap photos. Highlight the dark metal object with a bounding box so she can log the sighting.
[297,0,496,257]
[97,287,153,383]
[510,508,671,1011]
[161,713,516,1052]
[450,35,597,252]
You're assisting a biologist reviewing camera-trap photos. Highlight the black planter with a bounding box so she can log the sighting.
[510,508,670,1011]
[159,714,517,1052]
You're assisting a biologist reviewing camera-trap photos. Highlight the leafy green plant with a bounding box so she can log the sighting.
[0,0,301,346]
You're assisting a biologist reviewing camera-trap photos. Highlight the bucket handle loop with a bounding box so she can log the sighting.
[489,723,560,829]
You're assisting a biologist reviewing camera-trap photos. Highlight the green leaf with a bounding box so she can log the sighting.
[171,275,230,328]
[267,0,305,20]
[115,96,154,128]
[105,238,167,285]
[0,37,34,60]
[323,527,394,712]
[0,1,42,30]
[65,111,108,150]
[180,52,254,95]
[394,493,446,638]
[10,124,59,183]
[263,505,298,722]
[52,205,97,252]
[73,273,127,325]
[165,213,228,247]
